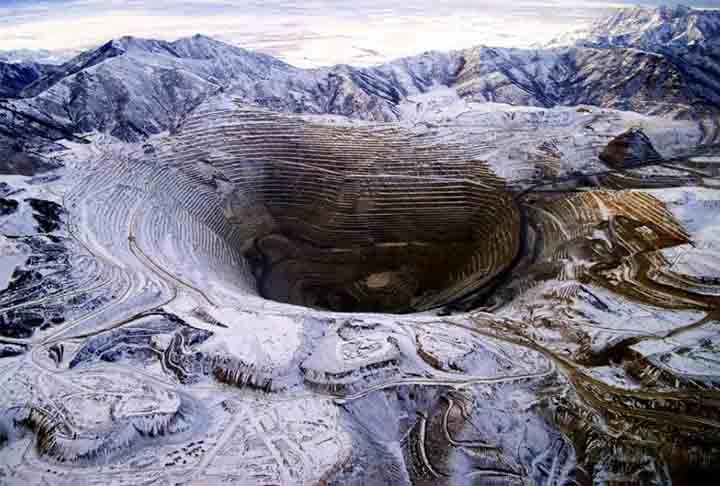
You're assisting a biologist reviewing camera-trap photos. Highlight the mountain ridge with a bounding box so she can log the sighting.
[3,5,719,142]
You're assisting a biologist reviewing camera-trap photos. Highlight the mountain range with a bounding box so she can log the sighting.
[1,5,719,144]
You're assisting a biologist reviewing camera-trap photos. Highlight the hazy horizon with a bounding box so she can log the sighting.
[1,1,718,67]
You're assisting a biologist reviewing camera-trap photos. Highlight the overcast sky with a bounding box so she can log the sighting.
[0,1,718,66]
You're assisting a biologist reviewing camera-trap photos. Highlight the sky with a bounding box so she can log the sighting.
[0,0,718,67]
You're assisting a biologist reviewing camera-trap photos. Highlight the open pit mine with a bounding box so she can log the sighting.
[1,4,720,485]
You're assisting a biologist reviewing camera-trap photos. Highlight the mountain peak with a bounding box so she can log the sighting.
[19,33,291,100]
[102,34,281,63]
[190,33,215,41]
[604,4,695,27]
[550,4,719,52]
[107,35,183,57]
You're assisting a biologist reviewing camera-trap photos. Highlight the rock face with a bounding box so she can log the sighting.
[1,5,720,486]
[600,128,663,169]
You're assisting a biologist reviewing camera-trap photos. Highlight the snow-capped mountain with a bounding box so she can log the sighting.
[10,34,460,141]
[551,5,720,52]
[543,5,720,122]
[4,5,720,143]
[455,46,704,116]
[13,35,298,141]
[21,34,294,98]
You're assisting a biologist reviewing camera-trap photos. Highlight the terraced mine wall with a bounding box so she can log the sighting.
[155,106,521,313]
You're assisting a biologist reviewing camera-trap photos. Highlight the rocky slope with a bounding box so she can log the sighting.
[455,45,706,116]
[544,5,720,120]
[0,60,55,98]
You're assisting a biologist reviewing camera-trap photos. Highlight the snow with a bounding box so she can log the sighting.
[0,238,26,291]
[197,308,302,369]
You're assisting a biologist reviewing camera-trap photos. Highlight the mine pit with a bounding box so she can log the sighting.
[165,108,523,313]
